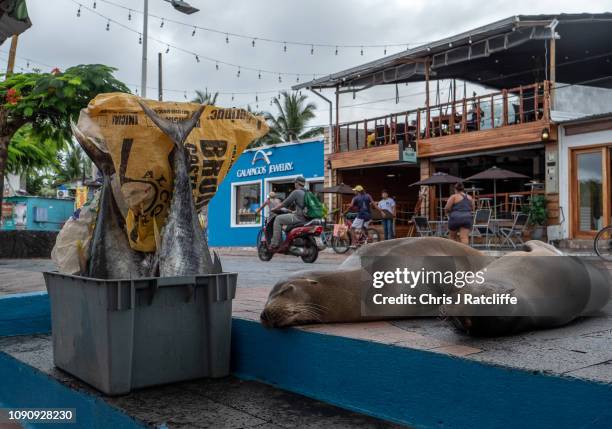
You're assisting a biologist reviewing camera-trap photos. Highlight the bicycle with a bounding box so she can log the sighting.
[331,215,380,254]
[594,225,612,262]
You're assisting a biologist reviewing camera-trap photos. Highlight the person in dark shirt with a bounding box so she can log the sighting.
[445,182,474,245]
[270,176,307,248]
[345,185,374,243]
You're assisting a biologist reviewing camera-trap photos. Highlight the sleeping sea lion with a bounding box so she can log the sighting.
[442,241,612,336]
[260,237,491,328]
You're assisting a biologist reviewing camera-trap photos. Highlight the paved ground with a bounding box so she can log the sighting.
[0,335,405,429]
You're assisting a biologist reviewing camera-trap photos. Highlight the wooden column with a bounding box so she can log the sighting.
[424,59,431,138]
[5,35,18,76]
[335,85,340,152]
[549,37,556,109]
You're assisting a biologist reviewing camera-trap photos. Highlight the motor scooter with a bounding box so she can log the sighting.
[257,207,324,263]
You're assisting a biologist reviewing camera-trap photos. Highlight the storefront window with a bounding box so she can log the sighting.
[235,183,261,225]
[577,151,603,232]
[309,181,324,202]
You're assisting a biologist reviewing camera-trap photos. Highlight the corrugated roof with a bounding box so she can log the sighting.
[293,13,612,90]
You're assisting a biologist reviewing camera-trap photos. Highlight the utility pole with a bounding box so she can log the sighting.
[158,52,163,101]
[6,35,18,76]
[140,0,148,98]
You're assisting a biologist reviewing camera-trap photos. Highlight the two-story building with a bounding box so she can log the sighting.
[293,13,612,241]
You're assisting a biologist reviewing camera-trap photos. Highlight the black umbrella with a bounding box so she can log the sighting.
[322,183,355,195]
[466,166,528,218]
[410,172,463,220]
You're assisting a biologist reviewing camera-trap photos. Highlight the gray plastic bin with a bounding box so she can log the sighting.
[43,272,237,395]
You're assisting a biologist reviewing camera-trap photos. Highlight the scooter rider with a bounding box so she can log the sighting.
[270,176,307,249]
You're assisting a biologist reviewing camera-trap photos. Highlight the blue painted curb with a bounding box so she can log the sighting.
[0,352,147,429]
[231,318,612,429]
[0,292,50,336]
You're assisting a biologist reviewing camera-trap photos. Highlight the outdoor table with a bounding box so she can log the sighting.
[429,220,448,237]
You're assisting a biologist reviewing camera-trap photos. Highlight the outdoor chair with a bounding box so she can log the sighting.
[499,213,529,249]
[470,209,493,248]
[413,216,433,237]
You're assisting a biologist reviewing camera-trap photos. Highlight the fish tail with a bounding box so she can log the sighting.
[138,100,205,148]
[212,250,223,274]
[71,121,115,175]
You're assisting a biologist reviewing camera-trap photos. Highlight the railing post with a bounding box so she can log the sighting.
[476,99,481,131]
[519,86,524,124]
[462,98,467,132]
[543,81,550,122]
[534,83,539,121]
[334,125,340,152]
[416,108,421,140]
[364,119,368,148]
[490,94,495,129]
[355,121,359,150]
[384,116,388,145]
[502,89,508,126]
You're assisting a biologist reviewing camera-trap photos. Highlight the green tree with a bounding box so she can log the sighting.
[192,89,219,105]
[266,91,323,143]
[55,144,92,184]
[6,124,60,174]
[0,64,129,207]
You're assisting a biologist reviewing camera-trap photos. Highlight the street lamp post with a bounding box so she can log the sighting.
[141,0,199,98]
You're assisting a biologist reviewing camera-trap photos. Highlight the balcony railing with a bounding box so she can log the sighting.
[334,81,550,153]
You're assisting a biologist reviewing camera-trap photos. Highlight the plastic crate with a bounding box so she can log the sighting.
[43,271,237,395]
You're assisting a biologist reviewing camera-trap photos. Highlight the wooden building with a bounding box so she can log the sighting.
[293,14,612,239]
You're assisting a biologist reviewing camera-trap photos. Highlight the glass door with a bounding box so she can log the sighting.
[572,148,610,238]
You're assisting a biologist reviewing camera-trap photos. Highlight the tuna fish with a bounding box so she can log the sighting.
[138,101,214,276]
[71,122,146,279]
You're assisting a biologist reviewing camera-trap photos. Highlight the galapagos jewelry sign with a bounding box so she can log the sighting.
[236,149,294,178]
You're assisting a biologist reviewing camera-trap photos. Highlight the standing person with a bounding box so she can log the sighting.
[378,190,396,240]
[345,185,374,243]
[445,182,474,245]
[256,191,282,217]
[270,177,307,249]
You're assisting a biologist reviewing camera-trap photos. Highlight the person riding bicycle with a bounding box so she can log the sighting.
[345,185,374,242]
[269,176,307,249]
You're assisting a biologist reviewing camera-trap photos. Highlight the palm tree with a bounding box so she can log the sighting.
[266,91,323,142]
[192,89,219,105]
[55,144,92,184]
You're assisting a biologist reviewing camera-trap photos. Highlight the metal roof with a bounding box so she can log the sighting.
[293,13,612,91]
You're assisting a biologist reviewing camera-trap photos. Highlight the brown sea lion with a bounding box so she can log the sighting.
[442,241,612,336]
[260,237,491,328]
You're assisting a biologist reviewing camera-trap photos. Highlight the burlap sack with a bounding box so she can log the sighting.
[77,93,268,252]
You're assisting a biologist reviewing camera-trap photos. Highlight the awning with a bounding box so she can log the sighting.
[293,13,612,91]
[0,0,31,45]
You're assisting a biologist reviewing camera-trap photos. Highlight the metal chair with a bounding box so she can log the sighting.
[470,209,493,247]
[413,216,433,237]
[499,213,529,248]
[509,194,524,216]
[478,197,492,210]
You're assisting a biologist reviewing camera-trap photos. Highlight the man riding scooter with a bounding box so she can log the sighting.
[269,176,307,250]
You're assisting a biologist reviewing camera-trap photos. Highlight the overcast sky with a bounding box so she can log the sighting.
[7,0,612,128]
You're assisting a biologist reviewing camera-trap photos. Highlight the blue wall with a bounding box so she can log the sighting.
[208,140,324,247]
[1,196,74,232]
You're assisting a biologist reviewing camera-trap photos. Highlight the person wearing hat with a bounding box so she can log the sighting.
[345,185,374,243]
[270,176,308,249]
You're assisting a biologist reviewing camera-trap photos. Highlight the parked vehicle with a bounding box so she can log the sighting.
[257,209,325,263]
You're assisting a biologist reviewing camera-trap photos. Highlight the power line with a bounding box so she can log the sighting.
[95,0,428,53]
[71,0,327,78]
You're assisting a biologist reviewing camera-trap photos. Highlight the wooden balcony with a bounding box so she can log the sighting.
[331,81,554,167]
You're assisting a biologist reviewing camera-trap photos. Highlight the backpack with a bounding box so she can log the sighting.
[303,191,327,219]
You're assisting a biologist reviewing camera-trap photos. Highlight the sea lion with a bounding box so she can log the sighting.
[442,241,612,336]
[260,237,492,328]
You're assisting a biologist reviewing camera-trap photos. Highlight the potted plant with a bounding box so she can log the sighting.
[523,195,547,240]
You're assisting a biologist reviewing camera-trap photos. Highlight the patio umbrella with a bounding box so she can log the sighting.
[410,172,463,220]
[322,183,355,195]
[465,166,528,218]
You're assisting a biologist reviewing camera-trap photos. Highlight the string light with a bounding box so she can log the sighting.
[252,38,256,47]
[184,90,187,99]
[225,33,229,43]
[237,67,241,78]
[77,4,81,17]
[231,93,234,101]
[310,45,314,55]
[335,46,338,55]
[278,74,282,83]
[384,46,387,55]
[360,46,364,56]
[215,62,219,70]
[283,42,287,52]
[106,19,110,31]
[192,26,196,36]
[128,9,131,21]
[138,33,142,44]
[296,75,300,83]
[160,18,164,28]
[258,70,261,79]
[165,45,170,54]
[92,1,96,9]
[195,54,200,62]
[255,94,258,102]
